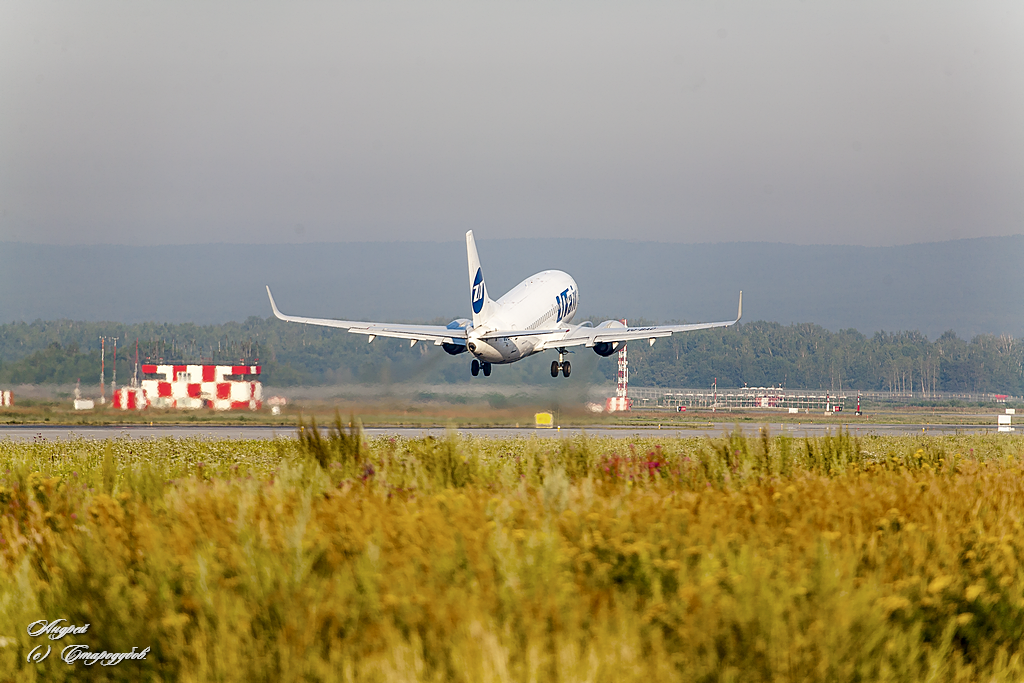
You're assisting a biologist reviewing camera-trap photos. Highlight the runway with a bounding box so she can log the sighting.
[0,422,1000,442]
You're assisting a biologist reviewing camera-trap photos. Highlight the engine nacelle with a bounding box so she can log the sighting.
[442,342,467,355]
[443,319,472,355]
[592,341,622,357]
[591,319,626,357]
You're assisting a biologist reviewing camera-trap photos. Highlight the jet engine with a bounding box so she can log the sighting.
[442,319,472,355]
[592,341,622,357]
[591,319,626,357]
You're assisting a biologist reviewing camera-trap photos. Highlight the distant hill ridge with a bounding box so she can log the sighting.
[1,235,1021,340]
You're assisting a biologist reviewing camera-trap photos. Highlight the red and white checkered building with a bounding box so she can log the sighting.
[112,387,146,410]
[128,364,263,411]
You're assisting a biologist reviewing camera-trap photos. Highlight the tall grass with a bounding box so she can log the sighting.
[0,426,1023,681]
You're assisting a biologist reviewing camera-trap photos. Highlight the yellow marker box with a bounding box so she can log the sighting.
[535,412,553,428]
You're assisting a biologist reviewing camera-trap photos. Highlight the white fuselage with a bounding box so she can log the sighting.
[465,270,578,364]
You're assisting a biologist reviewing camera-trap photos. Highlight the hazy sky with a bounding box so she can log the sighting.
[2,1,1022,247]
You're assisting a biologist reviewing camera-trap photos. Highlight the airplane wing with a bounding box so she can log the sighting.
[541,291,743,349]
[266,286,468,345]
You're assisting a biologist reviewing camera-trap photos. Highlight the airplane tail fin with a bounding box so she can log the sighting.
[466,230,496,327]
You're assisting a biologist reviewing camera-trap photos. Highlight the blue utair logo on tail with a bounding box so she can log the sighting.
[471,268,485,314]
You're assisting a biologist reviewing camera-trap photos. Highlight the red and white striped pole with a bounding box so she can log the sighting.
[99,337,105,404]
[111,337,118,395]
[617,319,629,408]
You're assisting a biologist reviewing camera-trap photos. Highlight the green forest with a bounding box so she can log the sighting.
[0,317,1021,394]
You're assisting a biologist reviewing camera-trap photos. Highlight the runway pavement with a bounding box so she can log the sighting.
[0,422,999,442]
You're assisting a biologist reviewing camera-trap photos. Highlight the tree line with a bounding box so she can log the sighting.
[0,318,1021,394]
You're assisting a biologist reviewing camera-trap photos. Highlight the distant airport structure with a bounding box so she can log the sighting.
[626,387,1022,412]
[115,363,264,411]
[629,386,846,413]
[96,339,265,411]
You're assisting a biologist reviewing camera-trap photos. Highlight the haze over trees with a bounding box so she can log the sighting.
[0,318,1020,395]
[1,236,1021,341]
[1,238,1020,393]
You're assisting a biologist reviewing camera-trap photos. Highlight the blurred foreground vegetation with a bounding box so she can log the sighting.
[2,427,1024,681]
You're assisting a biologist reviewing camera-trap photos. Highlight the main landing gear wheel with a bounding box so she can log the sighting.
[482,362,491,377]
[551,361,560,378]
[561,361,571,377]
[471,359,480,376]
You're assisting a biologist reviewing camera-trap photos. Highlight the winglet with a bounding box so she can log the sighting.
[266,285,285,321]
[737,290,743,322]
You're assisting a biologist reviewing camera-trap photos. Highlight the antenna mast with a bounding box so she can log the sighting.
[99,337,105,404]
[616,319,629,401]
[111,337,118,395]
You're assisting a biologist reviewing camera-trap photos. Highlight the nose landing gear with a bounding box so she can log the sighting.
[471,359,492,377]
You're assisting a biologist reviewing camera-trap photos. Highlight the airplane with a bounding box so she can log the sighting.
[266,231,741,378]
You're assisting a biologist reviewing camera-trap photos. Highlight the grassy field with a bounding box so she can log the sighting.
[2,425,1024,681]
